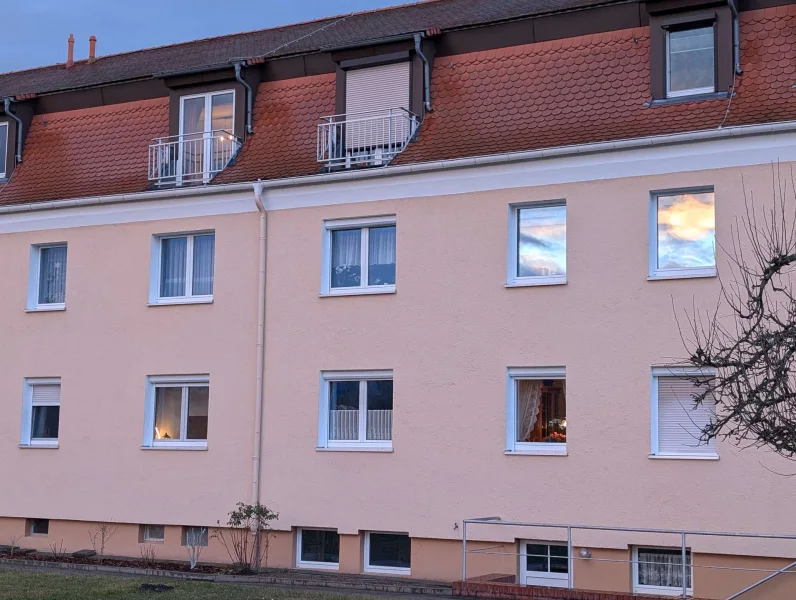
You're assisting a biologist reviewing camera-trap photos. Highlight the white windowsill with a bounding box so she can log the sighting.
[364,565,411,576]
[317,446,393,453]
[505,446,568,457]
[648,268,716,281]
[297,561,340,571]
[148,297,214,307]
[635,585,693,597]
[143,539,165,544]
[26,304,66,313]
[141,444,208,451]
[649,453,719,461]
[320,286,396,298]
[19,441,59,449]
[505,277,567,288]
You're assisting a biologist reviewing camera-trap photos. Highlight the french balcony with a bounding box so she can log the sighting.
[317,107,419,169]
[148,130,241,187]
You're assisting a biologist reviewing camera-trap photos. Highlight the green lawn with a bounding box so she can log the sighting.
[0,568,379,600]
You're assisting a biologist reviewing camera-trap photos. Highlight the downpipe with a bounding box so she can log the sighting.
[235,63,254,135]
[3,98,23,164]
[413,33,432,113]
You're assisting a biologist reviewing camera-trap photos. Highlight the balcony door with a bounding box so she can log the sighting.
[179,90,234,183]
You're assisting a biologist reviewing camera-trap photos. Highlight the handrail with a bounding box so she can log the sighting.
[727,559,796,599]
[148,130,241,185]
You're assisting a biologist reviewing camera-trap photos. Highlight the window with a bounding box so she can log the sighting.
[321,217,396,296]
[633,547,692,595]
[144,376,209,449]
[179,90,235,183]
[364,532,410,575]
[318,371,393,450]
[21,379,61,448]
[0,122,7,179]
[506,368,567,456]
[508,202,566,286]
[143,525,165,543]
[27,244,68,311]
[651,367,717,458]
[650,190,715,279]
[666,26,715,98]
[27,519,49,536]
[297,529,340,570]
[181,526,208,547]
[520,542,569,587]
[150,232,215,304]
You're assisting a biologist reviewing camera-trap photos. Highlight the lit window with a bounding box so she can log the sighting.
[143,525,165,543]
[297,529,339,569]
[651,368,717,458]
[651,190,715,279]
[667,26,715,97]
[507,368,567,456]
[27,519,49,536]
[21,379,61,448]
[634,547,692,594]
[0,122,8,179]
[509,202,566,286]
[322,217,396,295]
[144,376,209,449]
[151,232,215,304]
[318,371,393,450]
[520,542,569,587]
[178,90,235,183]
[365,532,410,575]
[181,526,208,547]
[27,244,68,311]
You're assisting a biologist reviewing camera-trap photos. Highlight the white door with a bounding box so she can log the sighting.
[178,91,234,182]
[520,542,569,588]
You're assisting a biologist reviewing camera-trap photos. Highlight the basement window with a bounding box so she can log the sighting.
[27,519,50,536]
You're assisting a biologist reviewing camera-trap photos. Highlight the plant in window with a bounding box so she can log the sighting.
[212,502,279,573]
[87,522,118,563]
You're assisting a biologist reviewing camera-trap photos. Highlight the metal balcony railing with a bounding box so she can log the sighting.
[317,107,419,168]
[148,130,241,186]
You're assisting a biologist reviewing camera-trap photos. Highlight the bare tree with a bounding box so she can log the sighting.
[185,527,206,570]
[49,539,68,560]
[88,522,119,563]
[8,535,22,558]
[681,168,796,458]
[140,543,159,566]
[212,502,278,573]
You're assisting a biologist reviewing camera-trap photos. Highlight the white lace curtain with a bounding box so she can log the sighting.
[38,245,67,304]
[192,235,215,296]
[369,226,396,266]
[638,550,691,588]
[517,380,543,442]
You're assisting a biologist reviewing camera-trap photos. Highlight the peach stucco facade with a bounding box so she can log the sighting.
[2,143,796,597]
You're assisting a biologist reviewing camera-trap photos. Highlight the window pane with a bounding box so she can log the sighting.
[38,245,67,305]
[550,545,569,573]
[160,237,187,297]
[517,205,566,278]
[211,93,234,132]
[184,527,208,546]
[638,548,691,588]
[192,234,215,296]
[368,226,396,286]
[329,381,359,440]
[31,406,59,439]
[187,386,209,440]
[517,379,566,443]
[369,533,410,569]
[145,525,165,541]
[301,530,340,563]
[657,192,715,270]
[366,380,393,441]
[154,387,182,441]
[31,519,49,535]
[669,27,714,93]
[525,544,548,572]
[331,229,361,288]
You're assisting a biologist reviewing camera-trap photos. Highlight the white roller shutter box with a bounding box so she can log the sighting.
[32,384,61,405]
[657,376,716,455]
[345,62,411,149]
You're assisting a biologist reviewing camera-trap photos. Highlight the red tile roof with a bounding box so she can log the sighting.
[2,6,795,207]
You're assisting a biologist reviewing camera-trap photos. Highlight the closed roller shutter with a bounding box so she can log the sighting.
[657,376,716,455]
[32,384,61,405]
[345,62,411,149]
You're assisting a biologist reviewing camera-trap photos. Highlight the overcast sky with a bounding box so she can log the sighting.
[1,0,406,73]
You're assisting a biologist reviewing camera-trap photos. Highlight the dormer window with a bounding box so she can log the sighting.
[666,25,715,98]
[0,122,8,179]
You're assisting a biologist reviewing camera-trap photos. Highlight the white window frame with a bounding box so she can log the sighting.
[296,528,340,570]
[149,231,215,305]
[178,89,235,184]
[632,546,693,596]
[649,188,716,280]
[364,531,411,576]
[20,378,61,449]
[143,375,210,450]
[0,122,8,179]
[519,540,570,588]
[321,215,396,296]
[650,366,718,460]
[317,370,393,451]
[665,26,716,98]
[143,524,165,543]
[506,367,567,456]
[27,243,68,312]
[507,201,567,287]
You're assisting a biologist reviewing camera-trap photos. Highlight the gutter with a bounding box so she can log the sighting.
[234,63,255,135]
[1,120,794,215]
[3,98,24,164]
[413,33,433,113]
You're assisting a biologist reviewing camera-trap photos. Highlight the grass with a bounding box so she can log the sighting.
[0,568,381,600]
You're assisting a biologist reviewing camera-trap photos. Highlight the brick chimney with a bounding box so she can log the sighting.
[88,36,97,63]
[66,34,75,68]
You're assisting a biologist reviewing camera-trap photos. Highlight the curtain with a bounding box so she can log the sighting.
[154,387,182,440]
[192,235,215,296]
[160,237,187,297]
[638,550,691,588]
[331,229,361,288]
[38,246,67,304]
[517,380,543,442]
[368,226,396,285]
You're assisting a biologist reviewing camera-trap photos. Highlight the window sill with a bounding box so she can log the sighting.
[634,586,693,597]
[297,561,340,571]
[19,442,59,449]
[505,277,566,288]
[319,286,396,298]
[506,444,567,456]
[317,446,393,453]
[141,444,208,451]
[648,268,716,281]
[148,297,213,307]
[143,540,165,545]
[647,91,728,107]
[649,453,719,461]
[25,304,66,313]
[364,566,411,576]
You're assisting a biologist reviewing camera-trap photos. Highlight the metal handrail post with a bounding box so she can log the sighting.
[682,532,688,599]
[462,520,467,582]
[567,526,573,589]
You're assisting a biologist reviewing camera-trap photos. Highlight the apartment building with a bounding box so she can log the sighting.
[1,0,796,598]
